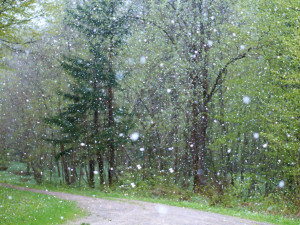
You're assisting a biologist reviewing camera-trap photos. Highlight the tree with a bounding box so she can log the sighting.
[123,0,259,191]
[0,0,56,59]
[47,0,132,187]
[256,0,300,198]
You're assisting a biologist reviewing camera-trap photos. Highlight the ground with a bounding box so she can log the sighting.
[0,183,273,225]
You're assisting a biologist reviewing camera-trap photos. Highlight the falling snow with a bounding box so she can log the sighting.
[253,133,259,139]
[242,96,251,104]
[130,132,139,141]
[263,143,268,148]
[140,56,146,64]
[278,180,284,188]
[0,1,297,222]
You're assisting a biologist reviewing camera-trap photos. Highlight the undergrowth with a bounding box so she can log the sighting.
[0,164,299,225]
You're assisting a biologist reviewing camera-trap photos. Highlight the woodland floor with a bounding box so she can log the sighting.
[0,183,273,225]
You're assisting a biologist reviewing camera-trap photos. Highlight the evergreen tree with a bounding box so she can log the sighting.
[46,0,132,187]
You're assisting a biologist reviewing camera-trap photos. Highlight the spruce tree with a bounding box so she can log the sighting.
[48,0,132,187]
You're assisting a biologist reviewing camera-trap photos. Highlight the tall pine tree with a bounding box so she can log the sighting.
[47,0,132,187]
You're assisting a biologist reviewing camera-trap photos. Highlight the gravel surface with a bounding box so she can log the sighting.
[0,183,273,225]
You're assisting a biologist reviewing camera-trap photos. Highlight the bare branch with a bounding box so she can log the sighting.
[206,47,252,102]
[129,16,175,45]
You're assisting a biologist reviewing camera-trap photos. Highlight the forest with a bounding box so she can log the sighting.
[0,0,299,223]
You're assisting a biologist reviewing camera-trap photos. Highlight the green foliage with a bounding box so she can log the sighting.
[0,0,58,61]
[0,0,298,222]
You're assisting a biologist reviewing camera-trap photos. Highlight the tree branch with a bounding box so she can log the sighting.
[206,47,252,102]
[129,16,175,45]
[0,38,39,45]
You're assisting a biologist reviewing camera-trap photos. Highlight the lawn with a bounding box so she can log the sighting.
[0,186,85,225]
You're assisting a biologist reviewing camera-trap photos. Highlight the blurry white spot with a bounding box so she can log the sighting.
[80,143,86,147]
[169,168,174,173]
[243,96,251,104]
[278,180,284,188]
[214,120,218,123]
[130,183,136,188]
[8,196,12,200]
[207,40,213,47]
[119,133,124,137]
[130,132,139,141]
[140,147,145,152]
[167,89,172,93]
[253,133,259,139]
[262,143,268,148]
[227,149,231,154]
[140,56,146,64]
[60,216,64,220]
[168,147,174,151]
[240,45,246,50]
[137,164,142,170]
[232,33,236,37]
[127,58,134,65]
[93,171,99,175]
[155,205,168,215]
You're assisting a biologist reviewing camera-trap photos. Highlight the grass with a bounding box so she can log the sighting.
[0,186,85,225]
[0,165,299,225]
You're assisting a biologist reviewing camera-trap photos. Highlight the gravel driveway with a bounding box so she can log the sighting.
[0,183,273,225]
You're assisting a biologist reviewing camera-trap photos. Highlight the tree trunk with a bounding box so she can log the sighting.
[60,143,70,185]
[97,152,104,184]
[197,100,209,188]
[191,75,202,191]
[107,85,115,186]
[89,159,96,188]
[31,161,43,185]
[70,150,77,185]
[26,161,30,175]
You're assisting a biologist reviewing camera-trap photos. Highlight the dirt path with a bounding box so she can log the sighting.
[0,183,273,225]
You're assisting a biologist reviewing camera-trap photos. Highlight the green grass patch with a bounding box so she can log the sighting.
[0,186,85,225]
[0,170,299,225]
